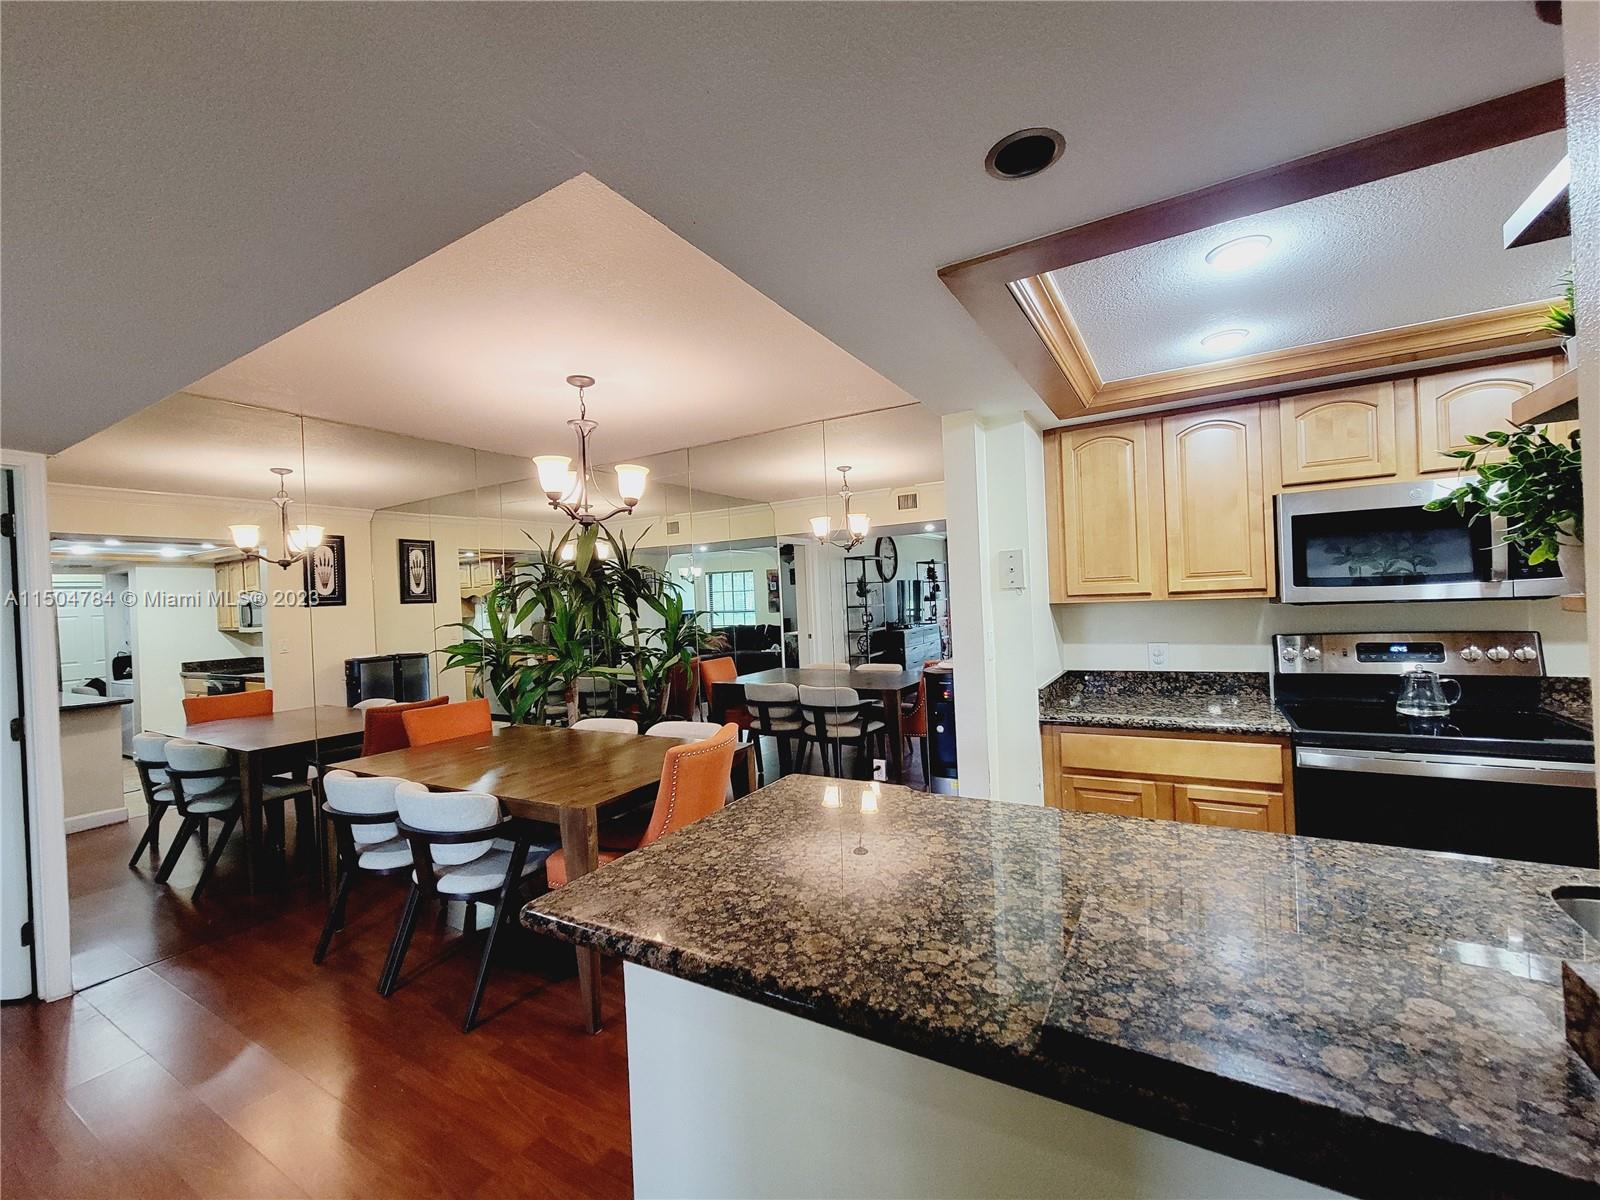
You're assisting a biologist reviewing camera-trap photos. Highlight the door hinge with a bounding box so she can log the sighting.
[19,922,31,948]
[8,716,22,743]
[0,511,13,537]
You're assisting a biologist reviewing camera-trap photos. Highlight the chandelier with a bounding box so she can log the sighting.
[227,468,324,568]
[532,375,649,529]
[811,466,871,551]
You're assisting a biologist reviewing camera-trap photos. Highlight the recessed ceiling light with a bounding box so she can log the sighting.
[103,538,121,547]
[696,545,708,552]
[199,542,217,550]
[923,524,935,533]
[1200,328,1252,354]
[984,127,1065,180]
[67,543,94,556]
[159,546,182,558]
[1204,234,1272,272]
[462,550,477,559]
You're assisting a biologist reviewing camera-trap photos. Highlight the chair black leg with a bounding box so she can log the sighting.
[774,734,791,778]
[314,861,355,965]
[465,843,530,1032]
[127,803,162,869]
[920,735,932,788]
[192,813,237,901]
[153,815,199,884]
[379,883,423,996]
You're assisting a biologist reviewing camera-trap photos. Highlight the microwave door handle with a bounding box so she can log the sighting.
[1489,515,1510,581]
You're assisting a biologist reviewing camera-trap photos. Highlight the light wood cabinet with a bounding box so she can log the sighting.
[1161,407,1269,595]
[1062,775,1159,819]
[215,561,239,631]
[1173,783,1284,834]
[1056,421,1162,599]
[1416,358,1558,473]
[1044,726,1292,835]
[1277,380,1397,485]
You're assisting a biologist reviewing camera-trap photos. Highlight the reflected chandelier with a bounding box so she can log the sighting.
[227,468,324,569]
[811,466,871,551]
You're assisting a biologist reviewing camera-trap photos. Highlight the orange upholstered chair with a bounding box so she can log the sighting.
[699,657,751,732]
[545,722,736,886]
[361,695,449,757]
[899,660,940,784]
[182,688,274,724]
[400,698,492,747]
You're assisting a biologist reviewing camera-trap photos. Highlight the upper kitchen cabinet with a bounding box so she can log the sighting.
[1049,420,1162,600]
[1416,356,1561,473]
[1276,380,1398,485]
[1161,407,1270,595]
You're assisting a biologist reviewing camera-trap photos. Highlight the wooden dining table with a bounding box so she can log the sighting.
[339,723,756,1033]
[162,704,366,893]
[713,665,923,782]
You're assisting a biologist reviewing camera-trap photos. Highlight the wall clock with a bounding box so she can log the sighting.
[874,536,898,582]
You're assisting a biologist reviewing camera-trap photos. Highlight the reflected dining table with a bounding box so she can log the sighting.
[161,704,366,893]
[713,665,923,783]
[339,723,756,1032]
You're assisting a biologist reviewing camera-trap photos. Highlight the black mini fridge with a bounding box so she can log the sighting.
[345,653,430,707]
[926,667,958,794]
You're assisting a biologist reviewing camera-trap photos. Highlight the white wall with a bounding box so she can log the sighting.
[127,564,260,735]
[1053,597,1592,678]
[943,413,1059,805]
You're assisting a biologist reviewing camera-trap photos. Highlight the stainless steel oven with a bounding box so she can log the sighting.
[1276,479,1564,604]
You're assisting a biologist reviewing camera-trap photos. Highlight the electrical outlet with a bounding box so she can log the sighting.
[1147,642,1170,670]
[872,759,887,781]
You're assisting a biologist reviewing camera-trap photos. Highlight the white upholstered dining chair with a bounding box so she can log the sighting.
[571,717,640,734]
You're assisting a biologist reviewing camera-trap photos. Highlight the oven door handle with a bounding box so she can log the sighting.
[1295,748,1595,789]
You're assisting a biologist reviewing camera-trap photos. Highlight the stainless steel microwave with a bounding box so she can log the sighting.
[1276,479,1565,604]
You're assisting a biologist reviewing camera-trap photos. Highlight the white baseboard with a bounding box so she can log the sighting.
[64,808,130,835]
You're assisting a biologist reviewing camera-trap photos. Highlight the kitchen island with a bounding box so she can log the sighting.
[523,777,1600,1199]
[59,692,134,833]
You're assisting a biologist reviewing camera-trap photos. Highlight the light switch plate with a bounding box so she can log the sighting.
[1147,642,1170,670]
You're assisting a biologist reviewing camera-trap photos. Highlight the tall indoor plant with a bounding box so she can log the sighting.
[1424,423,1584,591]
[440,522,718,725]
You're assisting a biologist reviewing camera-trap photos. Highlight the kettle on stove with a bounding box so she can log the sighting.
[1395,669,1462,718]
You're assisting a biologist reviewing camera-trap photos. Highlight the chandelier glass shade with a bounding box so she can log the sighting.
[812,466,870,551]
[534,375,648,528]
[227,468,324,569]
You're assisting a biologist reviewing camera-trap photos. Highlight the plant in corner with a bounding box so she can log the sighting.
[1424,423,1584,591]
[1543,268,1575,365]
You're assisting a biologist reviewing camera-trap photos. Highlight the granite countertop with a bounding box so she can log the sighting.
[1039,669,1291,736]
[178,670,266,682]
[180,657,265,676]
[59,693,134,712]
[524,777,1600,1197]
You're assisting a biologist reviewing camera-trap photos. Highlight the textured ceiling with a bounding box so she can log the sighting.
[184,174,914,462]
[2,3,1566,452]
[1047,133,1570,381]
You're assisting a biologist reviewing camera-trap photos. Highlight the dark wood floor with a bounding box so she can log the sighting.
[5,816,633,1199]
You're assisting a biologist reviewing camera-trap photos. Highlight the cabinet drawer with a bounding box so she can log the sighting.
[1056,730,1283,786]
[1173,783,1284,834]
[1062,775,1159,820]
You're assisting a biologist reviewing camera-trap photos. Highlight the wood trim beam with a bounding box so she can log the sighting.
[940,80,1568,420]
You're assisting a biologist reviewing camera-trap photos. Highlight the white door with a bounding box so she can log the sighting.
[2,470,34,999]
[53,577,107,689]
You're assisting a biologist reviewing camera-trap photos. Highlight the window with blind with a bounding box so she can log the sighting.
[707,570,756,625]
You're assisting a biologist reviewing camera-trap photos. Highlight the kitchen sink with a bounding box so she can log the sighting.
[1553,887,1600,939]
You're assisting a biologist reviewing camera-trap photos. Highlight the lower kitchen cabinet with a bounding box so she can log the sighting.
[1042,725,1293,835]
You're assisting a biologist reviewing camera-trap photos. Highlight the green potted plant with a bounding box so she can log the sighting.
[1424,423,1584,592]
[1543,268,1575,367]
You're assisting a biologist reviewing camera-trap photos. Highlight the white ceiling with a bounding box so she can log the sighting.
[1048,133,1571,380]
[185,174,914,460]
[45,393,534,511]
[2,4,1566,452]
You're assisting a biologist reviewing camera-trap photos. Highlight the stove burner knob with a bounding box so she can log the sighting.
[1512,646,1539,663]
[1485,646,1511,663]
[1280,646,1300,662]
[1459,646,1483,663]
[1301,646,1322,663]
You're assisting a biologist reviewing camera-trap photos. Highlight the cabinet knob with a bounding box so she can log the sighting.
[1459,646,1483,663]
[1486,646,1511,663]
